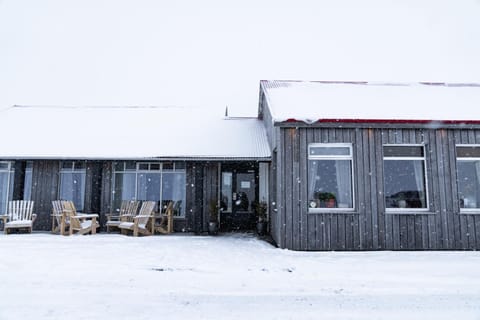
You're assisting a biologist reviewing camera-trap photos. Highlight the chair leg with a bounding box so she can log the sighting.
[133,225,138,237]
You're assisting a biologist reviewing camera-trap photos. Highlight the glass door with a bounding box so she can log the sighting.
[220,165,257,231]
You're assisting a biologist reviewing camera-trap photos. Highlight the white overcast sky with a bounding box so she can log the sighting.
[0,0,479,116]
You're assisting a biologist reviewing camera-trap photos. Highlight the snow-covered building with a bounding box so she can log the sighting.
[0,106,270,233]
[2,80,480,251]
[259,80,480,250]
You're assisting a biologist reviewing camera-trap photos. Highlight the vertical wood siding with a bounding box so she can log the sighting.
[202,163,219,232]
[274,126,480,250]
[30,161,60,230]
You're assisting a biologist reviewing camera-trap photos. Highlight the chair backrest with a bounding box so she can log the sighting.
[165,201,174,216]
[165,201,174,233]
[52,200,64,225]
[62,200,80,229]
[123,200,140,215]
[62,200,77,214]
[117,200,140,223]
[52,200,63,216]
[173,200,182,217]
[8,200,34,221]
[137,201,155,227]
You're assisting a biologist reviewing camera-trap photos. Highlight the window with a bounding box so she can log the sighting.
[59,161,86,211]
[112,162,186,217]
[456,145,480,212]
[308,143,354,211]
[0,161,14,214]
[24,161,33,201]
[383,145,428,211]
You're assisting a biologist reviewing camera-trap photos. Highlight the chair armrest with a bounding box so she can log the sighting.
[72,214,99,219]
[0,215,8,223]
[134,215,152,218]
[133,215,153,222]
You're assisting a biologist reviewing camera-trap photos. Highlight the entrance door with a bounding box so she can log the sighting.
[220,168,257,231]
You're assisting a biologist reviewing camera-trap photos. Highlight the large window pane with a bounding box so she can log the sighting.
[113,172,136,212]
[0,170,13,214]
[162,172,185,216]
[383,145,428,210]
[137,173,161,212]
[23,161,33,201]
[221,172,233,212]
[308,160,353,209]
[457,161,480,209]
[308,144,354,211]
[137,173,161,200]
[59,171,86,211]
[112,162,186,217]
[456,144,480,210]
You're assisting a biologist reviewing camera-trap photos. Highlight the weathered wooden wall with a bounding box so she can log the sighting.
[8,160,216,233]
[273,126,480,250]
[30,161,60,230]
[201,163,219,231]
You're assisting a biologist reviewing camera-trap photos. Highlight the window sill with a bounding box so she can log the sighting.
[385,209,434,215]
[459,210,480,215]
[308,209,358,215]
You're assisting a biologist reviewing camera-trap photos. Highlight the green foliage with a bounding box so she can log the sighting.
[209,199,218,222]
[314,192,336,201]
[254,201,268,222]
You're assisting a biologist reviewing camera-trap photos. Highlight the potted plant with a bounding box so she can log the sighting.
[314,191,336,208]
[254,200,268,235]
[208,199,219,235]
[396,193,407,208]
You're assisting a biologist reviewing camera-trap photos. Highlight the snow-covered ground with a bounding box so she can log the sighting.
[0,233,479,320]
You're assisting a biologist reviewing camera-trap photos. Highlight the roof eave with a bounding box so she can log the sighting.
[274,118,480,129]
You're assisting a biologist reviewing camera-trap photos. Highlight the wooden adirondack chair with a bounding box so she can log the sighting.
[51,200,70,235]
[105,200,140,233]
[118,201,155,236]
[1,200,36,234]
[156,201,174,234]
[62,200,99,235]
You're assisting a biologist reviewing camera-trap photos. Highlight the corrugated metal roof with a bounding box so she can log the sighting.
[260,80,480,124]
[0,105,271,160]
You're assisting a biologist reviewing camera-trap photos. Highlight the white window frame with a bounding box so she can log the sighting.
[0,161,14,215]
[456,144,480,214]
[58,161,87,211]
[112,161,186,217]
[383,144,430,213]
[23,161,33,201]
[307,143,355,213]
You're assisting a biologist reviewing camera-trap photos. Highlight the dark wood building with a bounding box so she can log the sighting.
[259,80,480,250]
[0,106,270,234]
[3,81,480,251]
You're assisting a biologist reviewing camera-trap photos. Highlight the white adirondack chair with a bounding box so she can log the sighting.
[1,200,36,234]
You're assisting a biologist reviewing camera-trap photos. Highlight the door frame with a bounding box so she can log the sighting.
[219,162,259,231]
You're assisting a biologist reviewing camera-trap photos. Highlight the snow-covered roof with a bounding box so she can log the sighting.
[261,80,480,124]
[0,106,271,160]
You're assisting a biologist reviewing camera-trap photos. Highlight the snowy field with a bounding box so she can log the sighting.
[0,233,479,320]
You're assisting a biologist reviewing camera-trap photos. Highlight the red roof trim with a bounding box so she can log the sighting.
[280,118,480,125]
